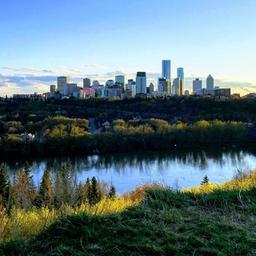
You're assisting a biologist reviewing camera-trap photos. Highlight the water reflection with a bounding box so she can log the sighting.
[4,150,256,194]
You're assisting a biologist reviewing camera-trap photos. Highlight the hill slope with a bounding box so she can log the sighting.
[1,184,256,256]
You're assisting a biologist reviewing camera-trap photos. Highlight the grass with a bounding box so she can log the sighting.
[1,175,256,255]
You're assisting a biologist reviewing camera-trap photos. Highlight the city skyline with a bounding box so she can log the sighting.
[0,0,256,96]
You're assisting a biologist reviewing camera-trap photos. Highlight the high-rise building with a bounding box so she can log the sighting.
[92,80,100,88]
[162,60,171,80]
[172,78,182,96]
[158,78,168,95]
[115,75,125,86]
[127,79,136,97]
[106,80,115,87]
[179,79,184,96]
[206,74,214,90]
[149,83,154,95]
[63,83,77,96]
[193,78,202,95]
[50,85,56,93]
[57,76,68,95]
[136,72,147,94]
[83,78,91,88]
[177,68,184,80]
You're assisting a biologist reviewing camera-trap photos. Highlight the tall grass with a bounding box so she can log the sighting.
[183,170,256,194]
[1,172,256,245]
[0,197,139,243]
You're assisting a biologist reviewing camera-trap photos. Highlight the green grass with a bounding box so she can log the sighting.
[1,187,256,256]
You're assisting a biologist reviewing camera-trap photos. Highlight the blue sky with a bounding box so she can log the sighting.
[0,0,256,95]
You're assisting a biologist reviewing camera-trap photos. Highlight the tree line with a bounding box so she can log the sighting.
[0,163,116,212]
[0,117,252,158]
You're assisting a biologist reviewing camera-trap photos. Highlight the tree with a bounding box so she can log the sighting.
[201,175,209,185]
[11,168,37,210]
[0,164,10,208]
[37,169,53,207]
[108,185,116,199]
[89,177,101,206]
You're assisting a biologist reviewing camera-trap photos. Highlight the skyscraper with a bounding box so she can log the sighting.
[206,74,214,90]
[162,60,171,80]
[158,78,168,95]
[172,78,183,96]
[115,75,125,86]
[193,78,202,95]
[136,72,147,94]
[57,76,68,95]
[149,82,155,95]
[83,78,91,88]
[127,79,136,97]
[177,68,184,80]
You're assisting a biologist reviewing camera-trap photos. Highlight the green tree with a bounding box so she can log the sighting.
[11,168,37,210]
[37,169,53,207]
[201,175,209,185]
[108,185,116,199]
[89,177,101,206]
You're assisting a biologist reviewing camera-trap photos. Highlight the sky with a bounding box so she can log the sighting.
[0,0,256,96]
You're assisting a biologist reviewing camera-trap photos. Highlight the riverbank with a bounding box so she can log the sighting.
[1,172,256,255]
[0,119,252,159]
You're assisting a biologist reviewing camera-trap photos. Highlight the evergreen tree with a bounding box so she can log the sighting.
[201,175,209,185]
[38,169,53,207]
[12,168,37,210]
[84,178,91,204]
[108,185,116,199]
[0,164,10,208]
[89,177,101,206]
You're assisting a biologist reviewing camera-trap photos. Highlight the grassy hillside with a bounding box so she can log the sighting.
[1,173,256,256]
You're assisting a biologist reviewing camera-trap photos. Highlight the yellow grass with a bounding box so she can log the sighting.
[0,197,139,243]
[183,171,256,194]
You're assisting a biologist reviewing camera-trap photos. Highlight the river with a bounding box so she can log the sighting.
[5,150,256,194]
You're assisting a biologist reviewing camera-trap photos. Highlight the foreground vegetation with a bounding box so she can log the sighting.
[1,170,256,255]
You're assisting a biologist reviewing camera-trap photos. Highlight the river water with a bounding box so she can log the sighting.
[5,150,256,194]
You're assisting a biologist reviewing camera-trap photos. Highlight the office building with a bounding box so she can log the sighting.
[214,88,231,98]
[115,75,125,86]
[179,79,184,96]
[57,76,68,95]
[162,60,171,80]
[92,80,100,87]
[63,83,77,96]
[193,78,202,95]
[136,72,147,94]
[50,85,56,93]
[83,87,96,98]
[158,78,168,95]
[149,83,154,95]
[106,80,115,87]
[83,78,91,88]
[177,68,184,80]
[206,74,214,90]
[172,78,182,96]
[127,79,136,97]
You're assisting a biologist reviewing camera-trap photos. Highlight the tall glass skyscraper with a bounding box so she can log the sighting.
[136,72,147,94]
[177,67,184,80]
[206,74,214,90]
[162,60,171,80]
[115,75,125,86]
